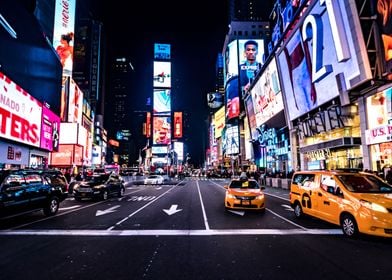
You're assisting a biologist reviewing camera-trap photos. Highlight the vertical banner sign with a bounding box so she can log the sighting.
[53,0,76,76]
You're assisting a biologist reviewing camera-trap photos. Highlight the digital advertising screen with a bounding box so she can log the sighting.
[376,0,392,80]
[224,39,264,86]
[154,43,171,60]
[173,112,183,138]
[68,78,84,124]
[153,61,171,88]
[53,0,76,76]
[153,89,171,114]
[0,0,62,116]
[250,57,284,127]
[40,106,61,152]
[224,125,239,155]
[276,0,371,121]
[213,107,225,138]
[0,71,42,148]
[244,94,258,141]
[153,116,171,145]
[225,76,240,120]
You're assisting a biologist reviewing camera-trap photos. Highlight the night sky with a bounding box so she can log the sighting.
[95,0,229,166]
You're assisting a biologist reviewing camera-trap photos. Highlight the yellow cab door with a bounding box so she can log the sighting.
[316,175,341,224]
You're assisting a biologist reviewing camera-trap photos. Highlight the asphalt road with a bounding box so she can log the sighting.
[1,177,392,280]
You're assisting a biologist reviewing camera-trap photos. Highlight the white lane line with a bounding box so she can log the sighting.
[196,180,210,230]
[0,228,343,236]
[264,192,290,201]
[107,183,180,231]
[266,208,307,230]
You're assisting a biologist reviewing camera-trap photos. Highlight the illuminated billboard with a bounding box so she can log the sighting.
[225,76,240,120]
[224,39,264,90]
[173,112,183,138]
[0,0,62,116]
[376,0,392,80]
[154,43,171,60]
[68,78,83,124]
[40,106,61,152]
[223,125,239,155]
[53,0,76,76]
[153,61,171,88]
[250,57,284,127]
[276,0,371,121]
[244,94,258,141]
[153,89,171,114]
[213,106,225,138]
[153,116,171,145]
[0,71,42,148]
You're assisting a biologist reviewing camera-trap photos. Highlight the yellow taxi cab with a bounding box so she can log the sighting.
[224,177,265,212]
[290,170,392,238]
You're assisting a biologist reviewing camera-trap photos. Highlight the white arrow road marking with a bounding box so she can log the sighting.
[163,204,183,216]
[59,205,81,211]
[227,210,245,216]
[282,204,293,211]
[96,205,121,217]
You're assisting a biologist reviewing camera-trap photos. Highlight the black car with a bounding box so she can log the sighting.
[24,169,68,200]
[73,173,125,201]
[0,169,67,218]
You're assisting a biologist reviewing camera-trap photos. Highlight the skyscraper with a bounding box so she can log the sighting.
[228,0,273,22]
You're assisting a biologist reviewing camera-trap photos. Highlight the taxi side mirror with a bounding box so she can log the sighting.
[260,186,265,190]
[224,185,228,189]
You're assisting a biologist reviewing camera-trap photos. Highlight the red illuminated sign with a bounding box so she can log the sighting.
[174,112,182,138]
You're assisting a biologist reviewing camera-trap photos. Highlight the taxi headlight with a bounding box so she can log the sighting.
[226,193,235,199]
[360,200,388,213]
[256,194,264,200]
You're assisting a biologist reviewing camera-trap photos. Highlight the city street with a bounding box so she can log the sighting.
[1,177,392,280]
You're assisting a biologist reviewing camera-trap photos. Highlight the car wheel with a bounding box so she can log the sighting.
[102,190,109,200]
[341,214,358,237]
[118,187,125,197]
[43,196,59,216]
[293,202,303,218]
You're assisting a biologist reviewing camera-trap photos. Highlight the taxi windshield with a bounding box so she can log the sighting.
[337,174,392,193]
[229,180,259,189]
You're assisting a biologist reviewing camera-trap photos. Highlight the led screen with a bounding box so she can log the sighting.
[154,43,171,60]
[153,116,171,145]
[225,76,240,120]
[53,0,76,76]
[0,0,62,115]
[250,57,284,127]
[173,112,183,138]
[224,39,264,91]
[173,141,184,161]
[213,106,225,138]
[376,0,392,80]
[223,125,239,155]
[244,94,258,140]
[40,106,61,152]
[153,89,171,114]
[68,78,84,124]
[276,0,371,121]
[0,71,42,148]
[153,61,171,88]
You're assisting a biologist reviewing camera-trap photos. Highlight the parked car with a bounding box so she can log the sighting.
[24,169,68,200]
[0,169,67,218]
[224,177,265,212]
[144,174,165,185]
[73,173,125,201]
[290,169,392,238]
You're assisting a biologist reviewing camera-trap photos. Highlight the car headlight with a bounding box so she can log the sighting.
[256,194,264,200]
[226,193,235,199]
[360,200,388,213]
